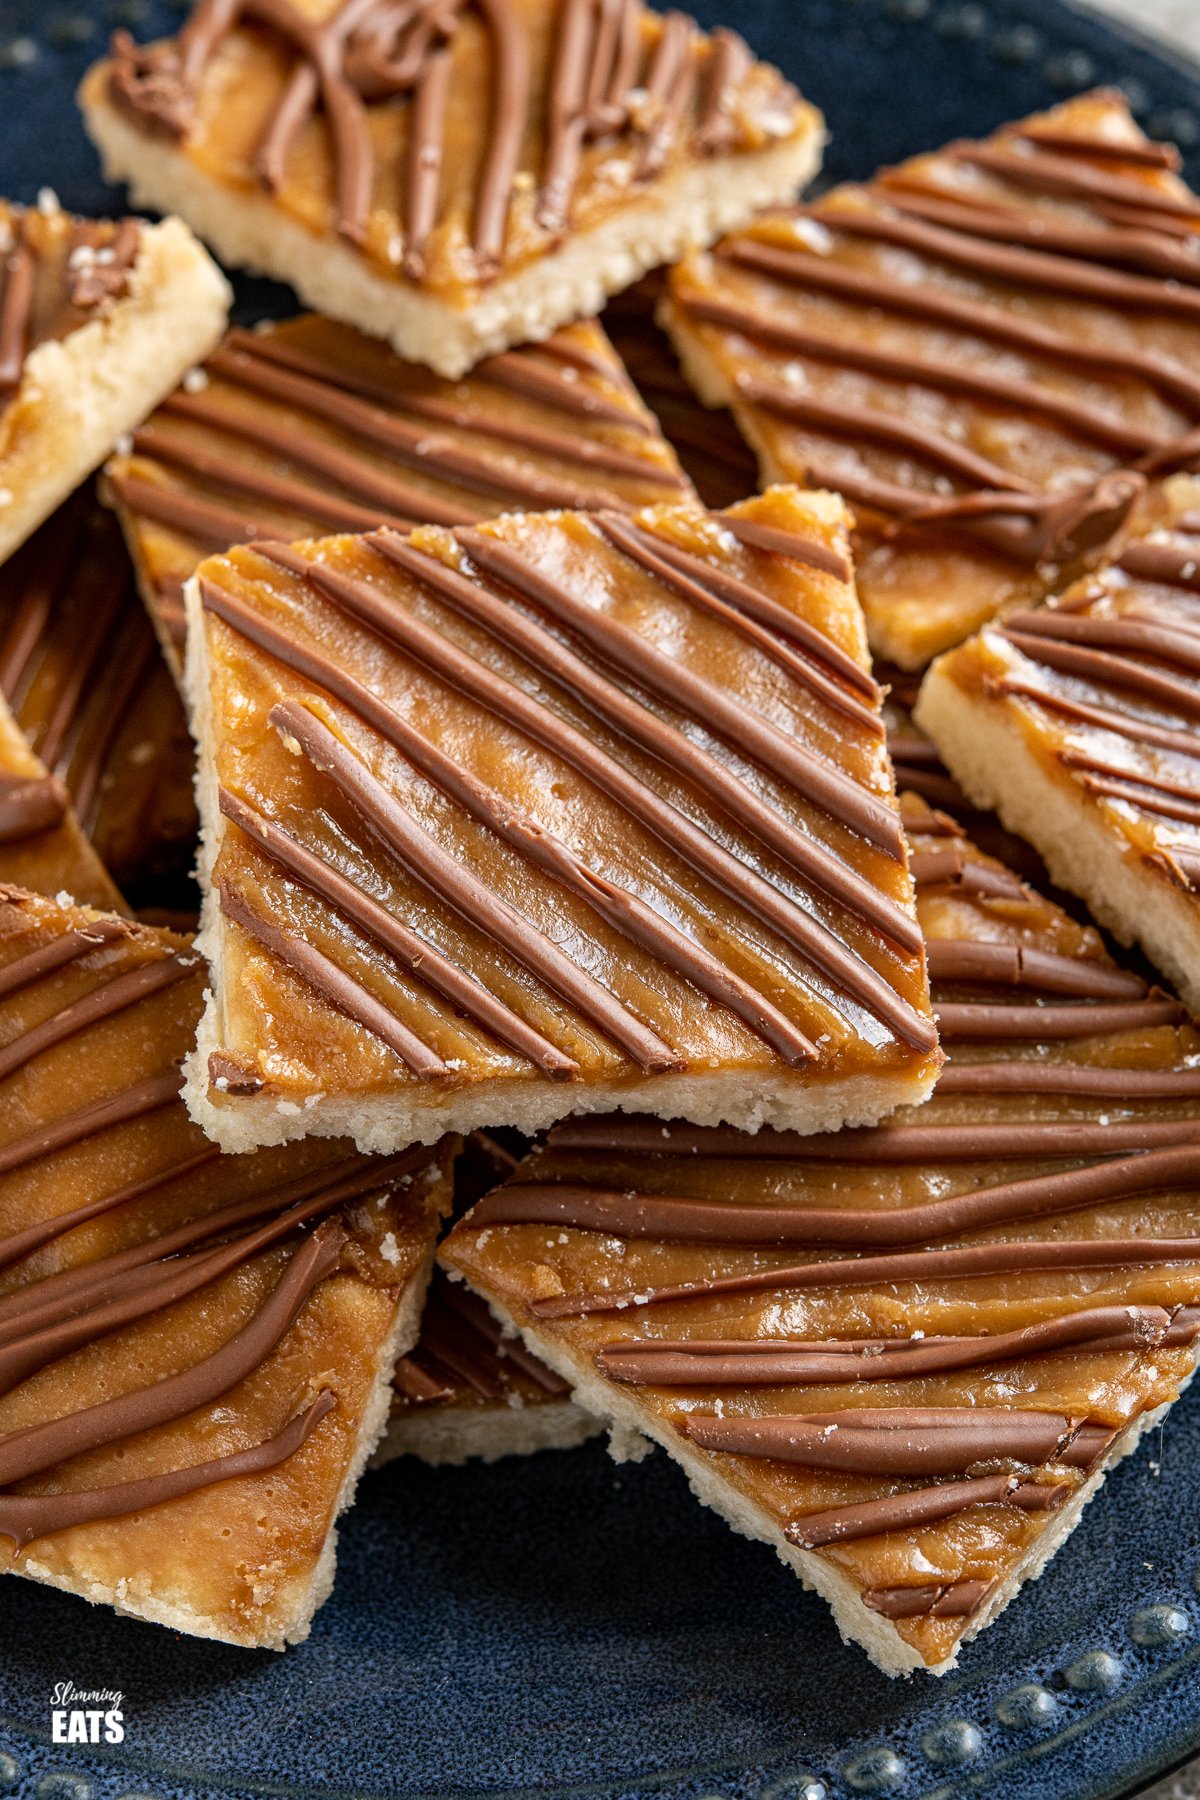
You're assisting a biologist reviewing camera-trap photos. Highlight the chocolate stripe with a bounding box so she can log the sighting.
[926,939,1144,998]
[1074,771,1200,827]
[0,1071,182,1178]
[1015,125,1179,170]
[107,469,283,553]
[270,694,819,1066]
[206,346,629,514]
[370,531,922,955]
[131,421,423,535]
[733,374,1033,497]
[202,575,682,1071]
[0,774,71,844]
[805,198,1200,321]
[933,996,1185,1040]
[470,1145,1200,1248]
[528,1236,1200,1317]
[883,190,1200,286]
[935,1061,1200,1097]
[545,1115,1200,1163]
[597,1304,1188,1388]
[681,1408,1110,1474]
[0,955,193,1086]
[477,347,652,429]
[538,0,595,233]
[1005,605,1200,673]
[220,328,683,484]
[267,542,910,1037]
[1117,539,1200,590]
[678,289,1164,458]
[0,1223,342,1489]
[458,528,906,858]
[166,371,483,523]
[402,44,450,277]
[1001,626,1200,724]
[994,673,1200,761]
[218,880,450,1079]
[595,512,882,731]
[629,521,863,678]
[788,1474,1066,1550]
[949,140,1200,221]
[864,1578,994,1620]
[715,238,1200,416]
[0,1150,426,1340]
[0,1390,336,1553]
[0,921,130,1002]
[0,1146,219,1277]
[219,786,578,1078]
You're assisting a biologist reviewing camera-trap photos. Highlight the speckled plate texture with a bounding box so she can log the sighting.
[3,2,1200,1797]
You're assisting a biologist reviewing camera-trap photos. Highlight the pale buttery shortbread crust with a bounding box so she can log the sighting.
[103,310,693,686]
[0,202,229,567]
[79,0,821,377]
[182,488,939,1154]
[375,1268,601,1468]
[0,884,452,1647]
[662,90,1200,668]
[443,798,1200,1675]
[917,476,1200,1014]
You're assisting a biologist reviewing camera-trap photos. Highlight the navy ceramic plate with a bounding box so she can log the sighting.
[4,2,1200,1797]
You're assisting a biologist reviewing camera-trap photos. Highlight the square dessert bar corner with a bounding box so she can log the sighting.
[916,475,1200,1015]
[663,88,1200,669]
[183,487,939,1155]
[0,197,228,567]
[0,884,452,1646]
[79,0,822,378]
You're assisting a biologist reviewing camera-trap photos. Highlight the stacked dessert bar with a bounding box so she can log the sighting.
[0,0,1193,1677]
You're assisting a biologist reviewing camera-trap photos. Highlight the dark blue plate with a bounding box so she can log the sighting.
[3,2,1200,1796]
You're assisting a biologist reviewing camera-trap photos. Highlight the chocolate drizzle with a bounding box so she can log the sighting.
[669,103,1200,583]
[681,1407,1112,1476]
[0,208,141,396]
[108,0,756,276]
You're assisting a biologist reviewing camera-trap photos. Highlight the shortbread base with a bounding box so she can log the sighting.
[81,78,822,378]
[445,1270,1191,1677]
[0,215,229,567]
[915,666,1200,1015]
[372,1397,601,1469]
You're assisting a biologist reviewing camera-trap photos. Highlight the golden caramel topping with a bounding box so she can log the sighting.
[443,797,1200,1674]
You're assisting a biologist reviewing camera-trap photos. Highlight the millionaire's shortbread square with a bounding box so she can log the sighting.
[80,0,821,378]
[105,311,693,681]
[0,196,228,567]
[663,89,1200,668]
[917,476,1200,1013]
[444,796,1200,1676]
[183,488,939,1154]
[0,884,451,1646]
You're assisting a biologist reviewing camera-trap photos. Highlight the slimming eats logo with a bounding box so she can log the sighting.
[49,1682,125,1745]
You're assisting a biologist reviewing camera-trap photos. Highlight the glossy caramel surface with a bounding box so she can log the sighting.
[0,886,449,1643]
[444,799,1200,1667]
[198,490,935,1115]
[666,91,1200,668]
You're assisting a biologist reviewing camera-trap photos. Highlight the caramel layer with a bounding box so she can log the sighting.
[0,884,449,1644]
[108,312,690,680]
[91,0,808,301]
[192,490,936,1145]
[665,90,1200,668]
[444,796,1200,1672]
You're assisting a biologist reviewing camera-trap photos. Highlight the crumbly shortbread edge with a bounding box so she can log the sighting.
[439,1265,1193,1677]
[81,76,822,378]
[0,215,229,567]
[916,662,1200,1014]
[371,1395,602,1469]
